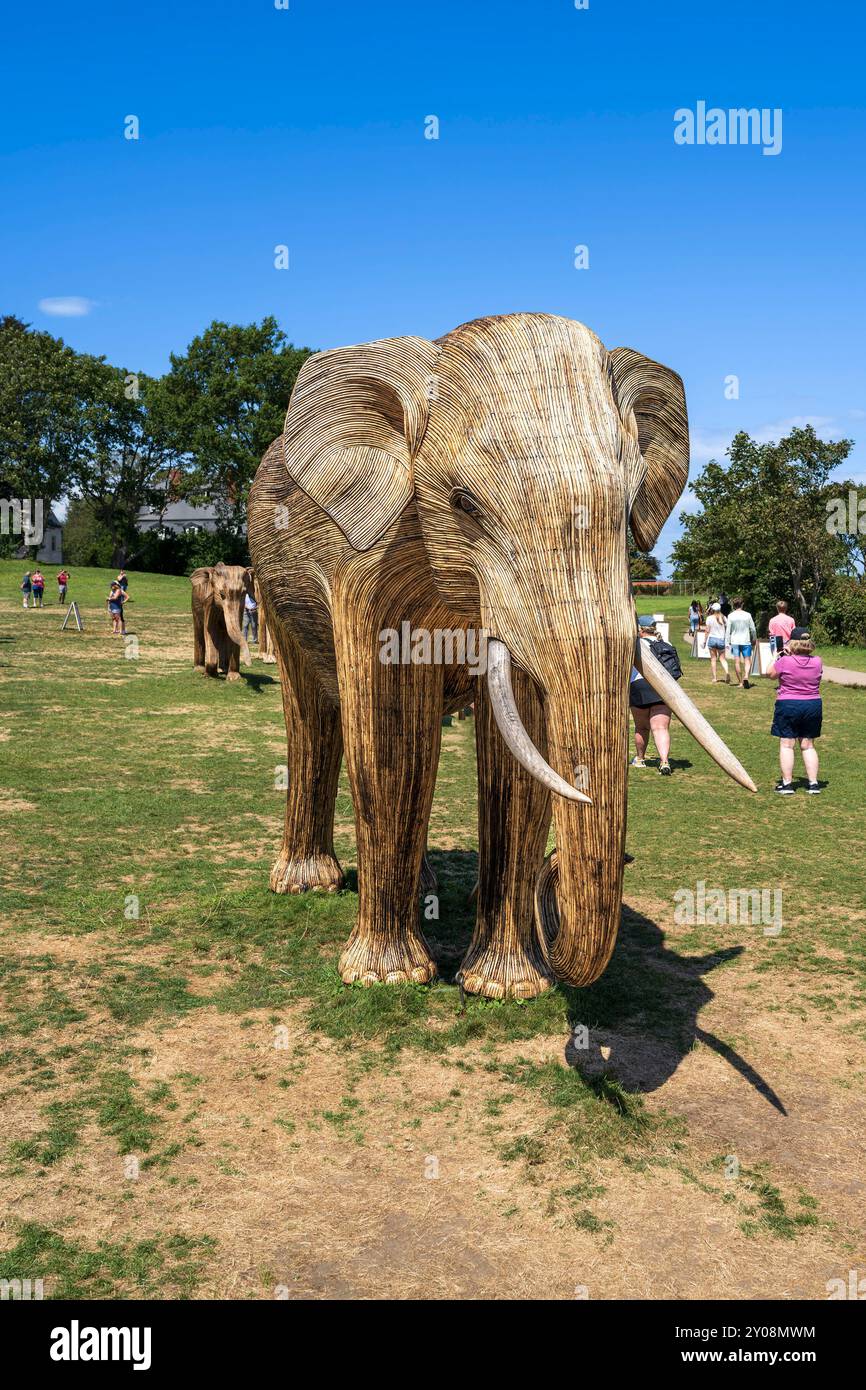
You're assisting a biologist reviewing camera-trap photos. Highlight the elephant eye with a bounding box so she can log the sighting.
[451,489,485,524]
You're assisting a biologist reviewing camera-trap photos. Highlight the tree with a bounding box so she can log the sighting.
[156,319,312,527]
[671,426,852,623]
[0,319,182,565]
[69,365,179,566]
[63,498,116,568]
[628,531,661,581]
[0,317,99,556]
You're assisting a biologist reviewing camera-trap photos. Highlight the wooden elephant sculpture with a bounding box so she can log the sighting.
[254,577,278,664]
[248,313,754,999]
[191,563,254,681]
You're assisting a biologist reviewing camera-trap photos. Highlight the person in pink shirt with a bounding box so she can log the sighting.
[768,599,796,655]
[767,627,824,795]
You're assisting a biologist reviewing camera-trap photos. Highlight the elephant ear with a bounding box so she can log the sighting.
[609,347,689,552]
[282,336,440,550]
[190,567,212,591]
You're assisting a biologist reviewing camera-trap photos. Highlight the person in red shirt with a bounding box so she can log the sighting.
[768,599,796,656]
[57,569,70,603]
[31,569,45,607]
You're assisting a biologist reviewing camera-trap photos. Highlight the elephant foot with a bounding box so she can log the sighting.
[226,670,242,682]
[339,927,436,986]
[259,653,278,665]
[270,850,344,895]
[458,943,554,1000]
[194,663,206,673]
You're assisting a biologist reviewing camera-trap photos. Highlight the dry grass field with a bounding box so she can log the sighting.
[1,563,864,1299]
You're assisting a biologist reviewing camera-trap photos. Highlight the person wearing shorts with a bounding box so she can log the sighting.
[31,569,45,607]
[726,598,757,689]
[629,619,682,776]
[57,569,69,603]
[705,603,729,683]
[20,571,32,608]
[107,581,125,635]
[767,628,823,795]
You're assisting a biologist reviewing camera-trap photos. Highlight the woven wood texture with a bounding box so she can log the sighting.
[190,563,253,681]
[248,313,694,996]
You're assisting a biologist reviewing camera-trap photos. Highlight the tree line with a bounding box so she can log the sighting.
[671,426,865,644]
[2,314,863,643]
[0,314,311,570]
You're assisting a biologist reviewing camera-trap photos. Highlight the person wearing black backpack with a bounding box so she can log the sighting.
[629,618,683,776]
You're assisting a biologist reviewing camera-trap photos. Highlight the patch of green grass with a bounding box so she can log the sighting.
[499,1133,546,1166]
[5,1068,173,1172]
[0,1221,216,1299]
[7,1100,83,1169]
[491,1058,684,1164]
[738,1172,821,1240]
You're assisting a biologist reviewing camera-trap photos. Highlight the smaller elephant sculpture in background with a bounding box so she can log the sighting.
[191,563,254,681]
[254,577,278,664]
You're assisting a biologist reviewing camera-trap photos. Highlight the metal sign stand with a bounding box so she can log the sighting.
[61,601,84,631]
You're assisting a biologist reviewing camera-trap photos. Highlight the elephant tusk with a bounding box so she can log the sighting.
[634,639,757,793]
[486,640,592,804]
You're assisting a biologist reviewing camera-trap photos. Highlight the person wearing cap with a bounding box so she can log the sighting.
[766,628,823,795]
[629,618,682,776]
[704,603,730,683]
[726,597,757,689]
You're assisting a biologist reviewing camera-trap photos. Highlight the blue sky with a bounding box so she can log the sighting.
[2,0,864,566]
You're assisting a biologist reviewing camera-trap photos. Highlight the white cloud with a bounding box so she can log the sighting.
[751,415,835,443]
[38,296,96,317]
[689,428,735,465]
[689,415,843,470]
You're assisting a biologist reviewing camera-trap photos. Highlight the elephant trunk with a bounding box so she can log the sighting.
[489,627,757,988]
[225,605,251,666]
[536,637,632,987]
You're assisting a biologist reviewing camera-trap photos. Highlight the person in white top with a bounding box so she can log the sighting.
[726,598,758,689]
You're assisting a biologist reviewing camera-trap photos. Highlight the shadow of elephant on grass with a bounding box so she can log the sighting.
[423,850,786,1115]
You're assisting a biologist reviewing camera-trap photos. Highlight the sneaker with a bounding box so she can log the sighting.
[807,782,822,795]
[775,780,795,795]
[630,757,647,769]
[659,762,673,776]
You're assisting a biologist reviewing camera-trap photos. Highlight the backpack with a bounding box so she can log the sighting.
[649,637,682,682]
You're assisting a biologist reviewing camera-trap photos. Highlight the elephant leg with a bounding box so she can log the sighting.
[193,608,206,671]
[270,621,344,894]
[203,612,220,677]
[225,636,242,682]
[333,590,442,986]
[458,666,554,999]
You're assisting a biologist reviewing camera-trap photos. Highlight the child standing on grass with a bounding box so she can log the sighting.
[20,571,32,607]
[57,568,70,603]
[767,628,824,796]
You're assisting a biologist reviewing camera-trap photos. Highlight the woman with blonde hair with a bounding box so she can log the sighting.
[767,628,824,795]
[704,602,730,683]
